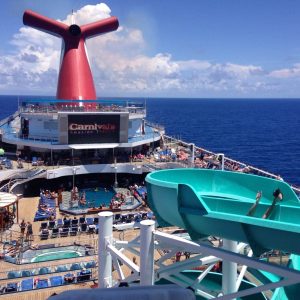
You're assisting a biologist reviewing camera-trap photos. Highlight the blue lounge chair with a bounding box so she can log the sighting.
[48,220,56,229]
[21,278,33,291]
[70,263,82,271]
[36,279,48,289]
[50,276,63,286]
[86,218,93,225]
[40,222,48,229]
[60,227,69,237]
[79,217,86,224]
[56,265,69,272]
[84,261,96,269]
[51,227,59,238]
[6,282,18,293]
[70,226,78,236]
[21,270,32,277]
[39,267,51,275]
[77,269,91,282]
[93,217,99,225]
[80,223,87,232]
[7,271,21,279]
[56,219,63,227]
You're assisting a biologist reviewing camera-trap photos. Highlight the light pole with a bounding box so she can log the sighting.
[113,158,118,188]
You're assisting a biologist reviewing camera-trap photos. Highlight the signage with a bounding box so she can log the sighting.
[68,114,120,144]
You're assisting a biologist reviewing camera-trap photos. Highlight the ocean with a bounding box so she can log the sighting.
[0,96,299,186]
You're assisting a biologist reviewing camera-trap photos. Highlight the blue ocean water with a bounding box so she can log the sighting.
[0,96,299,186]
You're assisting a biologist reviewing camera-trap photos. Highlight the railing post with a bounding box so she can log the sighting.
[140,220,155,285]
[222,239,238,298]
[98,211,113,288]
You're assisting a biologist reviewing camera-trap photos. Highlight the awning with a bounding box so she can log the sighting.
[0,192,18,208]
[69,143,119,150]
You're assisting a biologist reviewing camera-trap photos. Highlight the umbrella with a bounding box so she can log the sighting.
[0,148,5,156]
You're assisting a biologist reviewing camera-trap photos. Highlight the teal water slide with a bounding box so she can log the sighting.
[145,169,300,256]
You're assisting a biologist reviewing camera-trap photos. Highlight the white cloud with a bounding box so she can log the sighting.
[269,63,300,79]
[0,2,298,97]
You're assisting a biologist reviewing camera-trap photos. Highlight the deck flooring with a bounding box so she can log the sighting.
[0,195,150,299]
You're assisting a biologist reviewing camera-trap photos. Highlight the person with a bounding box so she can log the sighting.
[262,188,283,219]
[247,191,262,217]
[19,220,26,236]
[175,251,182,262]
[26,221,33,241]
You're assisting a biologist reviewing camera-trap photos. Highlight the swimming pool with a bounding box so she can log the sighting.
[31,250,82,262]
[21,245,89,264]
[79,188,115,208]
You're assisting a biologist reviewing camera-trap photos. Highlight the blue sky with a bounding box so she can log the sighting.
[1,0,300,97]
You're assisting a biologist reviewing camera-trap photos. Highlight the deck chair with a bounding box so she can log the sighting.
[40,229,49,240]
[55,265,69,273]
[80,223,87,232]
[48,220,56,229]
[39,267,51,275]
[70,226,78,236]
[40,222,48,230]
[93,217,99,225]
[77,270,91,282]
[71,219,79,226]
[56,219,63,227]
[50,276,63,287]
[79,217,86,224]
[21,278,33,291]
[63,219,71,228]
[60,227,69,237]
[70,263,82,271]
[36,279,49,289]
[84,261,96,269]
[51,228,59,238]
[86,218,94,226]
[6,282,18,293]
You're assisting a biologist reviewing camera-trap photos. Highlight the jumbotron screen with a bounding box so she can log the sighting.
[68,114,120,144]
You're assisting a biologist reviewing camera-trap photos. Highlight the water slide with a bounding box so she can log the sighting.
[145,169,300,256]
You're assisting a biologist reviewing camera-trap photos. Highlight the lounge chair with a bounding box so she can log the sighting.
[70,263,82,271]
[7,271,21,279]
[114,214,121,223]
[86,218,94,226]
[6,282,18,293]
[21,270,32,277]
[21,278,33,291]
[40,229,49,240]
[60,227,69,237]
[51,227,59,238]
[63,219,71,228]
[48,220,56,229]
[77,269,91,282]
[40,222,48,230]
[63,273,75,284]
[70,226,78,236]
[80,223,87,232]
[84,261,96,269]
[55,265,69,273]
[56,219,63,227]
[50,276,63,287]
[71,219,79,226]
[36,279,49,289]
[79,217,86,224]
[93,217,99,225]
[39,267,51,275]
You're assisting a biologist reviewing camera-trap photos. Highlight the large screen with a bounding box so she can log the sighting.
[68,114,120,144]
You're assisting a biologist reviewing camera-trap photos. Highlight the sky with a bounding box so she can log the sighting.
[1,0,300,98]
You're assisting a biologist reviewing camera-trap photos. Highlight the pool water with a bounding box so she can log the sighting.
[32,250,81,262]
[80,188,115,208]
[21,245,88,264]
